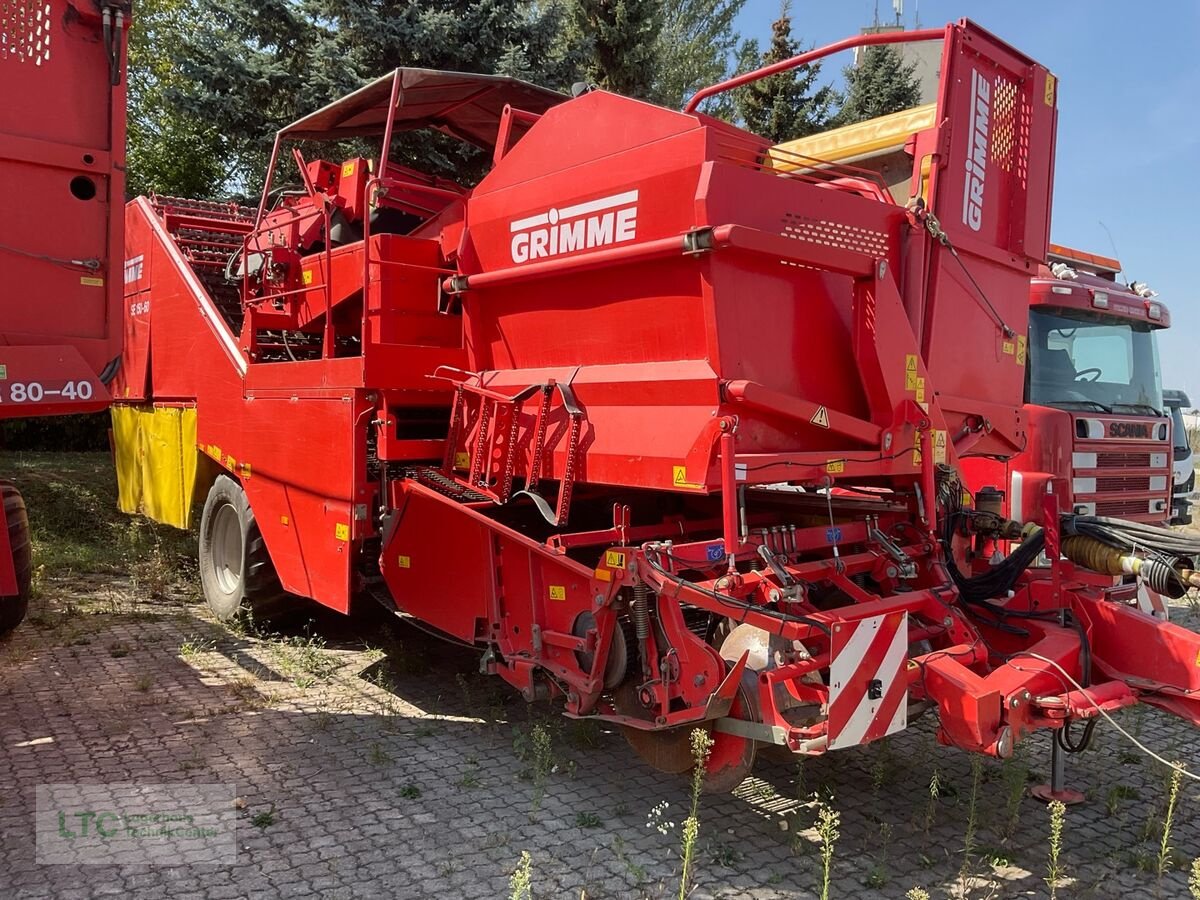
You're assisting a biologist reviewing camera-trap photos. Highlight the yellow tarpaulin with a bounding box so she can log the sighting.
[111,405,198,529]
[768,103,937,171]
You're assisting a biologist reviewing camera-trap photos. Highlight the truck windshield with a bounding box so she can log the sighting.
[1027,308,1163,413]
[1169,405,1190,453]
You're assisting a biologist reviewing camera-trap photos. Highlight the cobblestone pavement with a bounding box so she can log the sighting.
[1,579,1198,899]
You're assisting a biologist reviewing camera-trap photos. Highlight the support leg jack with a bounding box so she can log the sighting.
[1030,730,1085,805]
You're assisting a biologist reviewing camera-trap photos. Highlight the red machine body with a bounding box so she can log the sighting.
[0,1,128,615]
[0,0,128,416]
[114,24,1200,787]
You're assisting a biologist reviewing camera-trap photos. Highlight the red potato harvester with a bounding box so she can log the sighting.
[112,20,1200,792]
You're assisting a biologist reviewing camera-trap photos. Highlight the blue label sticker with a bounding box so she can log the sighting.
[825,527,843,543]
[705,542,726,562]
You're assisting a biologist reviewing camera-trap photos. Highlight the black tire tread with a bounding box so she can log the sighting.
[199,475,286,621]
[0,482,32,636]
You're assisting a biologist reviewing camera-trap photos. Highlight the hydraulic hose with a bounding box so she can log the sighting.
[1061,534,1187,598]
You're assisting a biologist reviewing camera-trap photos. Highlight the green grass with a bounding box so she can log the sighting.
[9,451,196,592]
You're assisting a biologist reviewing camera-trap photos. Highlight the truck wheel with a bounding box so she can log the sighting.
[0,482,32,636]
[199,475,283,621]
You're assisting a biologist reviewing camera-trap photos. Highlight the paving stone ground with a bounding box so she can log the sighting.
[1,577,1198,899]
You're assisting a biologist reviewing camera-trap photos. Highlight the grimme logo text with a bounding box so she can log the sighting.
[510,190,638,263]
[961,68,991,232]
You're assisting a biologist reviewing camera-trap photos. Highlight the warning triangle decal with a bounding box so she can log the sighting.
[810,406,830,429]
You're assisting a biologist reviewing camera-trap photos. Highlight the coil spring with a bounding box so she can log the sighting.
[632,582,650,640]
[1140,557,1186,599]
[1061,535,1186,598]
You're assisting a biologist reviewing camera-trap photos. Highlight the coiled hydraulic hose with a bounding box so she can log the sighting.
[1061,534,1186,598]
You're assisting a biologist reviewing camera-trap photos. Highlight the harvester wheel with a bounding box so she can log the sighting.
[199,476,284,622]
[0,482,32,637]
[701,670,759,793]
[616,670,759,792]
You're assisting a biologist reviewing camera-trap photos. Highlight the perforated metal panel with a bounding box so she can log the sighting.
[989,75,1030,189]
[0,1,52,65]
[780,211,890,258]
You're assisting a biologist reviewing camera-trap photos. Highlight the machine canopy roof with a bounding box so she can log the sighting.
[278,69,568,149]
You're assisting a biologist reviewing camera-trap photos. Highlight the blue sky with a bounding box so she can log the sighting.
[731,1,1200,402]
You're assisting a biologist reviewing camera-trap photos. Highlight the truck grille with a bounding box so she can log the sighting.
[1096,451,1151,469]
[1096,475,1150,492]
[1096,498,1150,517]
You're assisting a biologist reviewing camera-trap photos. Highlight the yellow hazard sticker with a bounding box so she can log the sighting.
[1044,73,1056,106]
[335,523,350,541]
[810,406,830,429]
[342,162,356,177]
[225,454,236,469]
[302,270,314,285]
[605,550,626,569]
[1016,335,1027,365]
[548,585,566,601]
[933,430,948,464]
[915,385,926,403]
[673,466,688,485]
[905,354,918,373]
[905,371,919,391]
[240,461,252,478]
[80,276,104,287]
[1195,647,1200,667]
[1002,340,1014,356]
[397,554,411,568]
[280,515,290,526]
[913,446,922,465]
[594,567,612,582]
[826,460,845,474]
[453,451,469,469]
[207,444,221,460]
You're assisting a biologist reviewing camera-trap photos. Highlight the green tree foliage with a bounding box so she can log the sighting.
[570,0,662,98]
[138,0,578,195]
[731,2,837,142]
[653,0,746,110]
[835,44,922,126]
[125,0,229,198]
[167,0,352,194]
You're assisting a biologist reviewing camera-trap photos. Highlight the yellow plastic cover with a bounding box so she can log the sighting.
[111,404,198,530]
[768,103,937,171]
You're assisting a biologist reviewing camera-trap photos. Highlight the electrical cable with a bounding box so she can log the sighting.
[740,445,917,473]
[0,241,101,272]
[1006,652,1200,782]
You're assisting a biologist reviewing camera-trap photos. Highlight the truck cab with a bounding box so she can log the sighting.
[1164,388,1195,524]
[1012,245,1171,523]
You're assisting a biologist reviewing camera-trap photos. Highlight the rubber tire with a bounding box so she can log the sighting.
[0,483,32,636]
[198,475,284,621]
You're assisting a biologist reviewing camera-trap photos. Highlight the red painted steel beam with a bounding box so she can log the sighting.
[685,27,945,114]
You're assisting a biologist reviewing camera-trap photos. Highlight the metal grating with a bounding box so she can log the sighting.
[1096,475,1150,493]
[1095,452,1151,469]
[780,212,890,259]
[0,1,52,65]
[989,75,1029,189]
[1096,498,1149,517]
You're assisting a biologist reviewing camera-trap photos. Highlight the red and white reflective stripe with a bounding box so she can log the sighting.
[827,611,909,750]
